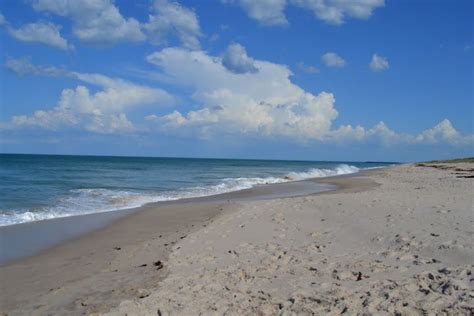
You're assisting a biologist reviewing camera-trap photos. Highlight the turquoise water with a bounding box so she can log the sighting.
[0,154,394,226]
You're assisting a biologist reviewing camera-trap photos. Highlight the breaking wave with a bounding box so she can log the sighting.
[0,164,360,226]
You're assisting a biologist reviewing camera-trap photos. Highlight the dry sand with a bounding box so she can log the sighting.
[0,201,235,315]
[108,164,473,315]
[1,163,473,315]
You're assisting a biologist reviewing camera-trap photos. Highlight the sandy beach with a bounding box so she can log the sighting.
[1,163,473,315]
[2,0,472,314]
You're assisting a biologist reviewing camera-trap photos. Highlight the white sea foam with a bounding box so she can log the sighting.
[285,164,359,180]
[0,164,361,226]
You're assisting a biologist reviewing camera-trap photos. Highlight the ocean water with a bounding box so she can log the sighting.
[0,154,393,226]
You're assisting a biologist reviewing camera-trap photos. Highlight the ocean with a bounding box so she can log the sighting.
[0,154,394,226]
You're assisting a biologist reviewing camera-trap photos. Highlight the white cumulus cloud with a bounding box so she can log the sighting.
[142,46,472,147]
[4,60,174,134]
[146,46,338,139]
[144,0,202,49]
[30,0,202,48]
[330,121,404,144]
[31,0,145,44]
[70,73,175,113]
[414,119,472,146]
[223,0,288,26]
[292,0,385,25]
[222,43,259,74]
[330,119,473,147]
[369,53,389,72]
[6,21,71,50]
[223,0,384,26]
[3,49,471,148]
[321,52,346,68]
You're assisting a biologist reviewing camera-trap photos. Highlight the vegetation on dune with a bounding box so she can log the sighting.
[426,157,474,163]
[416,157,474,178]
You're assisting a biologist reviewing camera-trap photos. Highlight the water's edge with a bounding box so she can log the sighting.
[0,176,337,265]
[1,153,393,227]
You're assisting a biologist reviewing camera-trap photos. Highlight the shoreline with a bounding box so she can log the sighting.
[108,162,473,315]
[0,159,379,229]
[6,163,470,315]
[0,169,376,314]
[0,169,353,265]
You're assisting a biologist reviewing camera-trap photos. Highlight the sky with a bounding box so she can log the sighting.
[0,0,472,162]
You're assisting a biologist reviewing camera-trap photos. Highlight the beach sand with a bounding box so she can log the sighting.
[1,163,473,315]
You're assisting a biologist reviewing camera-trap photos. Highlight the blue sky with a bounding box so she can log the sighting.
[0,0,472,162]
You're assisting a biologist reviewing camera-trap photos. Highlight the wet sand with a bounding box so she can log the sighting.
[0,176,336,314]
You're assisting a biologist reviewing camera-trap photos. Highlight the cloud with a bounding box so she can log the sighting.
[223,0,288,26]
[3,60,174,134]
[146,46,338,139]
[3,51,471,149]
[31,0,145,44]
[5,57,72,77]
[6,21,71,50]
[330,121,404,144]
[4,60,171,114]
[69,73,175,113]
[321,52,346,68]
[8,77,172,133]
[414,119,473,146]
[30,0,202,48]
[330,119,473,147]
[223,0,384,26]
[10,101,136,134]
[222,43,259,74]
[297,62,319,74]
[144,0,202,49]
[369,53,389,72]
[292,0,385,25]
[143,46,472,147]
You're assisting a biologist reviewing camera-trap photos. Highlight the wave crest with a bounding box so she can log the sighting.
[0,164,360,226]
[285,164,359,180]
